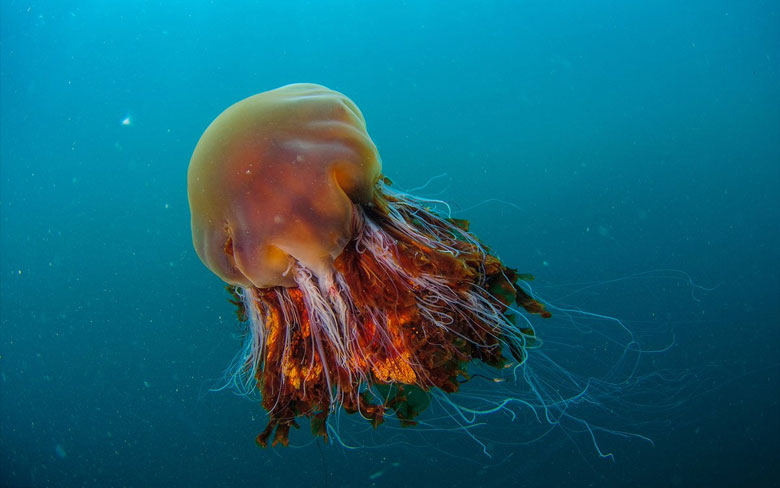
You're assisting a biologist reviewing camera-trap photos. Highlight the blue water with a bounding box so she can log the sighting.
[1,1,778,487]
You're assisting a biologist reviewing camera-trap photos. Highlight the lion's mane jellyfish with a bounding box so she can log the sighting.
[188,83,552,448]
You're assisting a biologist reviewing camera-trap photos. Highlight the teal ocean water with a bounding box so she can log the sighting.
[1,1,778,487]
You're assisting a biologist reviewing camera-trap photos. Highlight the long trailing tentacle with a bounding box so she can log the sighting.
[227,181,550,447]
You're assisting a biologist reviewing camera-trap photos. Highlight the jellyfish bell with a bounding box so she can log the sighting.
[188,83,381,288]
[188,83,553,449]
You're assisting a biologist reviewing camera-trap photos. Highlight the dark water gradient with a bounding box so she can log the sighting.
[1,1,778,487]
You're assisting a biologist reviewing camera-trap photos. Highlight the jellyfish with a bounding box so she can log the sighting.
[188,83,552,448]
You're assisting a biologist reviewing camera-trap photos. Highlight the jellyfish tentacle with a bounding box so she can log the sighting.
[227,181,552,446]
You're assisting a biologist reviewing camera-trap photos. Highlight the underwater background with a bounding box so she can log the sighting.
[1,1,778,487]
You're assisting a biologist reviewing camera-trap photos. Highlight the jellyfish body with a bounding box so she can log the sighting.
[188,83,550,447]
[189,84,381,288]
